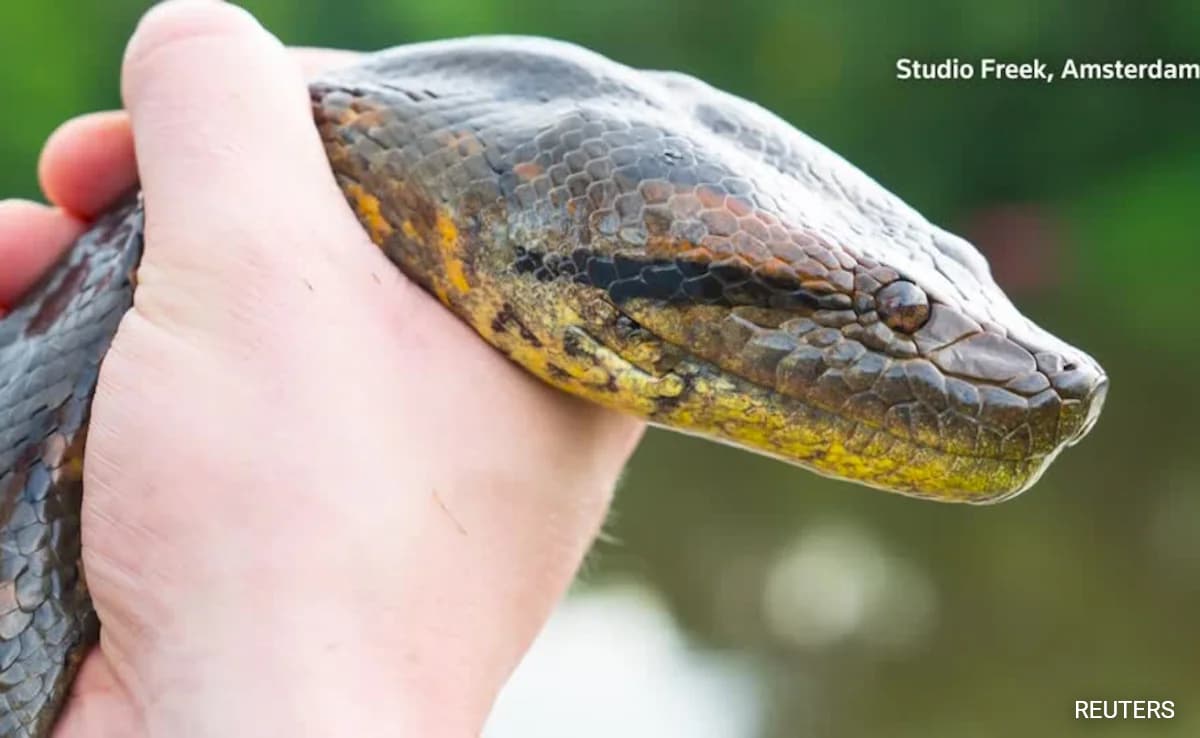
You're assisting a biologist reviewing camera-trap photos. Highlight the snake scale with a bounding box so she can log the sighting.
[0,37,1107,735]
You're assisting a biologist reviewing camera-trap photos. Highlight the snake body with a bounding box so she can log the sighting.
[0,37,1106,735]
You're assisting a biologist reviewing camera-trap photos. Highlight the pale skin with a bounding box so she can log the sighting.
[0,2,643,736]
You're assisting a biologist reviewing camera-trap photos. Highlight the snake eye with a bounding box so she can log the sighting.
[876,280,930,333]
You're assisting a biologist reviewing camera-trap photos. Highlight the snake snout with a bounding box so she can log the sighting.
[1047,358,1104,398]
[1058,363,1108,446]
[1074,374,1108,444]
[1034,346,1108,448]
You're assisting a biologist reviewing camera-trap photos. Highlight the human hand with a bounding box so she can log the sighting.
[0,2,643,736]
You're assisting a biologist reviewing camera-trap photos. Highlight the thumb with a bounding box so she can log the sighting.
[120,0,368,334]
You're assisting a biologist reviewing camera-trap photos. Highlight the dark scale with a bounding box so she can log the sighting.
[512,245,850,312]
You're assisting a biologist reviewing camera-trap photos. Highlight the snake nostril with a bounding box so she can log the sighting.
[1048,361,1101,401]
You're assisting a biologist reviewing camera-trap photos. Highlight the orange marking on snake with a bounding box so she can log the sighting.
[345,183,395,245]
[433,212,471,296]
[514,162,542,180]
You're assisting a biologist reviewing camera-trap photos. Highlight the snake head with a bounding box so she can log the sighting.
[310,38,1108,502]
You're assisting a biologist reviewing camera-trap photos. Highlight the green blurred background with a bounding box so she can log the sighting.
[3,2,1198,736]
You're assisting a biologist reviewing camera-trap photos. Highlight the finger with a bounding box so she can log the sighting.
[0,200,85,313]
[39,111,137,220]
[121,0,352,269]
[38,47,360,223]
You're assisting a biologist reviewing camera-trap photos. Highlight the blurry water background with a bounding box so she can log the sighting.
[3,2,1198,736]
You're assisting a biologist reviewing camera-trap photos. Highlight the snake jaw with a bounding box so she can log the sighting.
[561,298,1089,502]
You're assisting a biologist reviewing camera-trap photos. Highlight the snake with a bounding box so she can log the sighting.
[0,37,1107,735]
